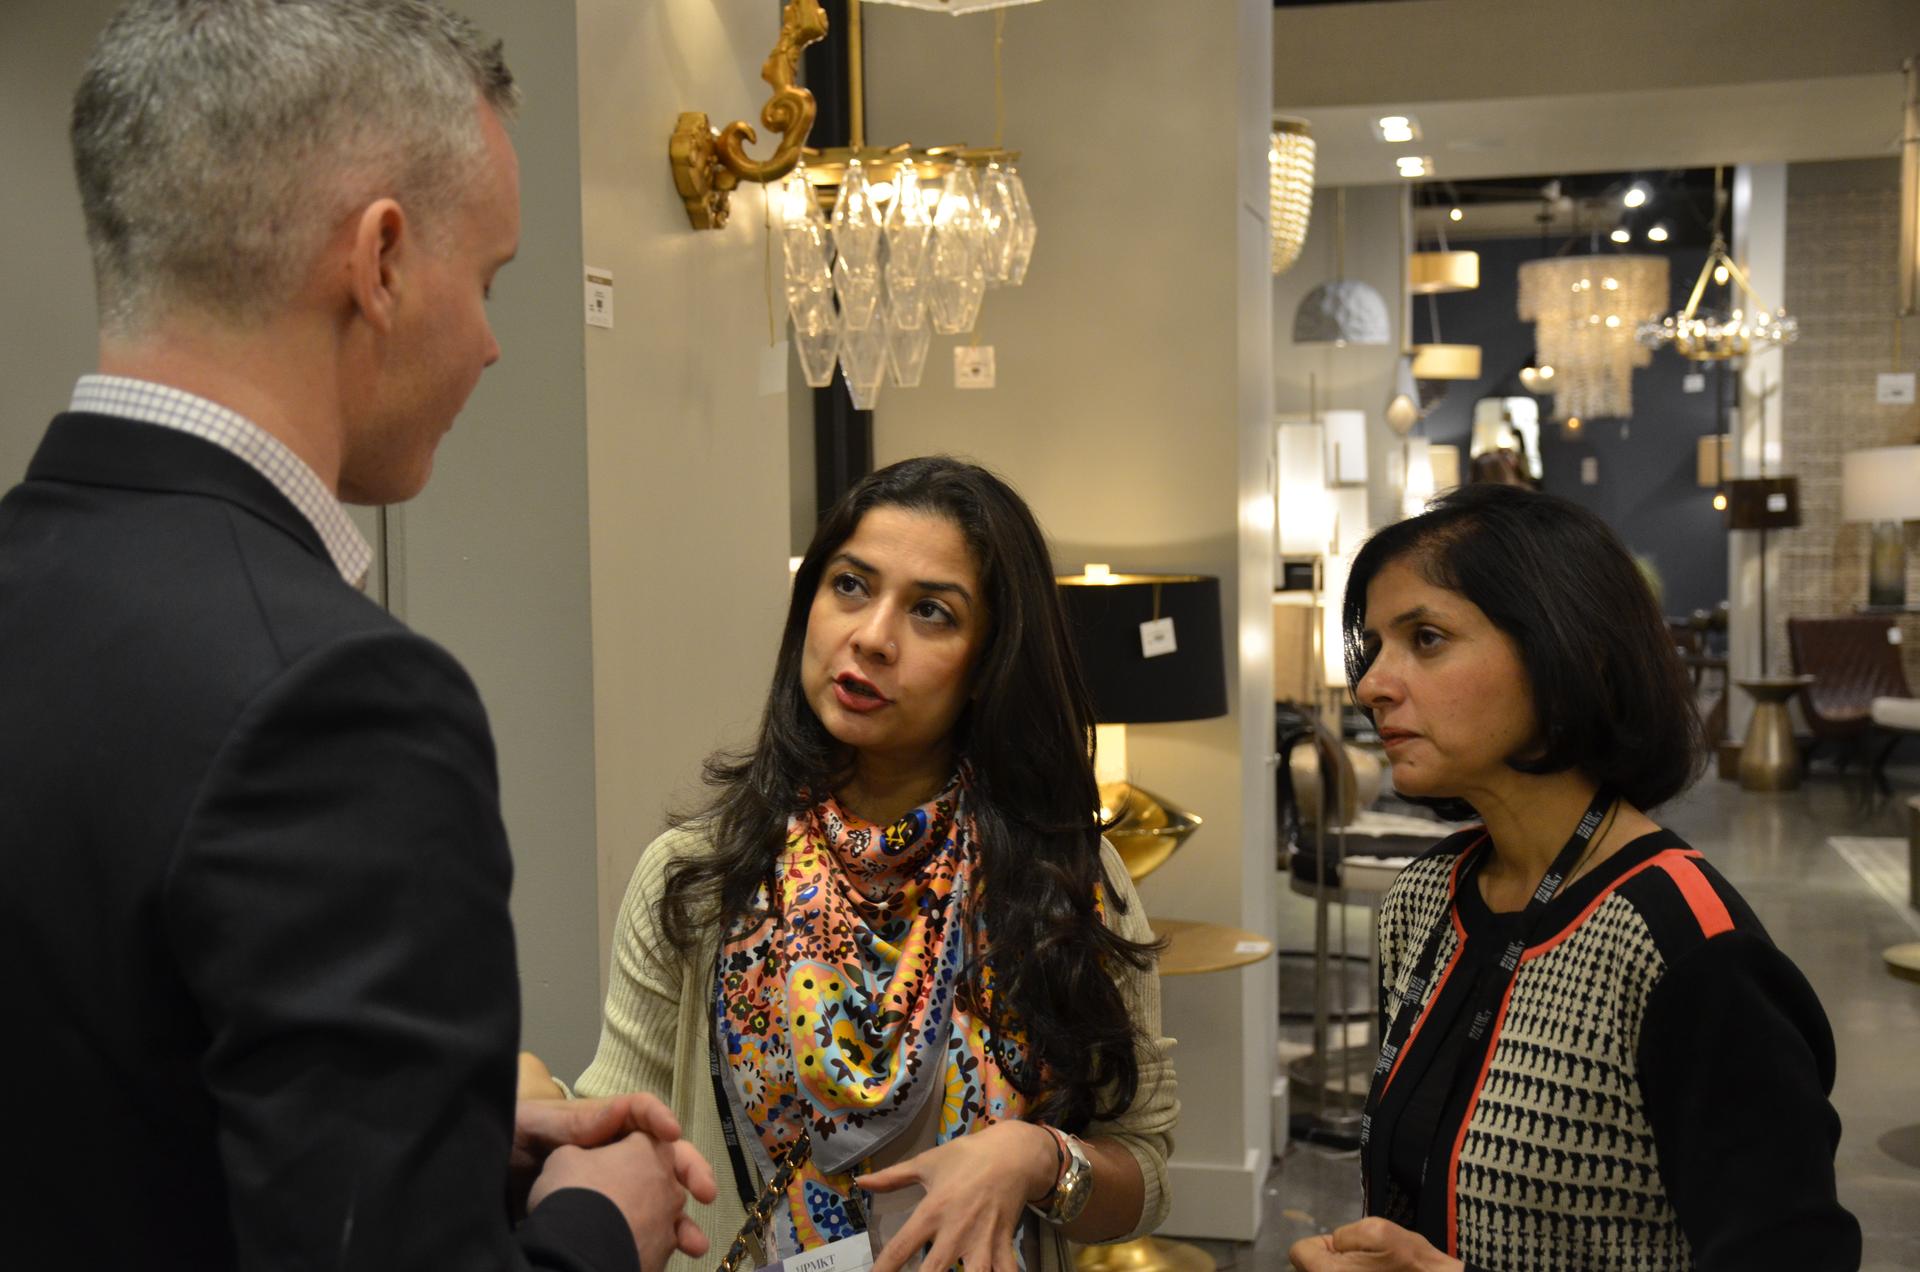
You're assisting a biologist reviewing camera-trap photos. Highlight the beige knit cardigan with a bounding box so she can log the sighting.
[574,824,1179,1272]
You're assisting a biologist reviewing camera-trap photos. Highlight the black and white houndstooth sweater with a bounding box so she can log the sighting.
[1367,827,1860,1272]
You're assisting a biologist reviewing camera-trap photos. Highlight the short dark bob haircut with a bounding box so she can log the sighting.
[1341,482,1705,814]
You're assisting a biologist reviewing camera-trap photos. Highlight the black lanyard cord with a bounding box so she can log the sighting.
[1359,787,1616,1217]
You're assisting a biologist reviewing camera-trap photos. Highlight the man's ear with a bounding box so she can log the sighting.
[346,198,408,335]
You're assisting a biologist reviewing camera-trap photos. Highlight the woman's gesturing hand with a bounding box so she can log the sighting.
[1288,1218,1465,1272]
[856,1119,1059,1272]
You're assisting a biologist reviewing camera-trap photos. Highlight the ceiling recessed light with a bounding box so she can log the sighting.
[1623,183,1650,209]
[1374,114,1421,143]
[1646,224,1670,242]
[1396,155,1431,178]
[1449,206,1463,222]
[1610,227,1631,244]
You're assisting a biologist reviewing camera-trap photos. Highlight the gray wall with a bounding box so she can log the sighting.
[0,0,113,482]
[0,0,605,1078]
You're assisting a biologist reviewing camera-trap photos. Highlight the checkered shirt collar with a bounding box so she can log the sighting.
[70,375,373,587]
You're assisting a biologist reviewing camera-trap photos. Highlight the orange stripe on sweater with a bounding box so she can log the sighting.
[1655,853,1735,938]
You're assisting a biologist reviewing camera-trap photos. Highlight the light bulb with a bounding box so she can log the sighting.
[1713,492,1728,511]
[1449,206,1463,222]
[1713,263,1730,285]
[1567,417,1582,431]
[1646,224,1670,242]
[1610,227,1631,244]
[1624,183,1649,209]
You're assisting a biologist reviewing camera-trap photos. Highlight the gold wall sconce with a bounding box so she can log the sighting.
[669,0,829,230]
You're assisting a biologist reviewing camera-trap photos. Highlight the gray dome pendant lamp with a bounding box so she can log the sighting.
[1293,187,1390,347]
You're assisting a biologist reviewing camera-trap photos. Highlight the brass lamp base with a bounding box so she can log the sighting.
[1099,782,1202,883]
[1075,1237,1215,1272]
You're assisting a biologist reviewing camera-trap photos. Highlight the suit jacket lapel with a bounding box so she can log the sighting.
[26,412,333,567]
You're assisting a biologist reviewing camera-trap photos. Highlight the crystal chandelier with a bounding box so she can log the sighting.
[775,2,1037,410]
[1517,254,1670,421]
[1269,118,1315,275]
[779,151,1033,409]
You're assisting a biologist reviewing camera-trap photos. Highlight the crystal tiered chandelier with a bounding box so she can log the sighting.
[777,0,1038,410]
[1517,254,1670,421]
[1269,118,1315,275]
[780,149,1034,409]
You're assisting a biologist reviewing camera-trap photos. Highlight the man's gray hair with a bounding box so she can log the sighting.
[73,0,519,334]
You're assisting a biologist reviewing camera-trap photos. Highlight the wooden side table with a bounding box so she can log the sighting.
[1735,676,1814,791]
[1886,943,1920,986]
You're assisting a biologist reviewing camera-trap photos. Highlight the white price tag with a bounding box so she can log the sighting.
[1140,617,1177,658]
[1878,372,1916,405]
[1580,456,1599,486]
[954,345,996,389]
[765,1233,875,1272]
[1683,372,1706,393]
[1234,939,1272,956]
[1889,627,1904,645]
[584,266,614,329]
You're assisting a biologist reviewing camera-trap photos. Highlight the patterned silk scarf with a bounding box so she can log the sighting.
[715,767,1032,1253]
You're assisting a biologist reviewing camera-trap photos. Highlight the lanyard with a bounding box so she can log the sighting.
[708,993,764,1213]
[1359,786,1615,1216]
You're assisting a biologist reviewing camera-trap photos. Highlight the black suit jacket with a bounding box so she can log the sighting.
[0,413,633,1271]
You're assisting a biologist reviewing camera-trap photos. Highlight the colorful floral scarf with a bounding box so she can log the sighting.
[714,767,1032,1254]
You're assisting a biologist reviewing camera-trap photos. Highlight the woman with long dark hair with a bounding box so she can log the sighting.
[565,457,1174,1272]
[1290,483,1857,1272]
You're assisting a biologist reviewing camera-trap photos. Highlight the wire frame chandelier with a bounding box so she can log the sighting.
[1638,170,1797,361]
[1517,254,1669,421]
[1269,118,1315,275]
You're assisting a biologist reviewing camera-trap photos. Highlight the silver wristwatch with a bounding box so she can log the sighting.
[1030,1128,1093,1225]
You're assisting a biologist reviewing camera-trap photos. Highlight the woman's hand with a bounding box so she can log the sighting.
[856,1119,1058,1272]
[518,1049,568,1100]
[1288,1219,1464,1272]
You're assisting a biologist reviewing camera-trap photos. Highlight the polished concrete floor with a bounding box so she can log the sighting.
[1193,767,1920,1271]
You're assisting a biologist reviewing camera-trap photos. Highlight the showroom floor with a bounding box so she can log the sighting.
[1189,765,1920,1271]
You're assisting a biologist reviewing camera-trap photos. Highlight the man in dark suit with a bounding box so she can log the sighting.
[0,3,713,1269]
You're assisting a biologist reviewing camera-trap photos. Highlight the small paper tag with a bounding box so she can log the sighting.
[761,341,790,397]
[1878,372,1916,405]
[954,345,996,389]
[773,1233,875,1272]
[1140,616,1177,658]
[1234,939,1271,956]
[1766,492,1789,513]
[584,266,614,329]
[1683,372,1706,393]
[1580,456,1599,486]
[1890,627,1904,645]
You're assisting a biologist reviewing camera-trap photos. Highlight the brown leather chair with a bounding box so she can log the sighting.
[1787,615,1914,774]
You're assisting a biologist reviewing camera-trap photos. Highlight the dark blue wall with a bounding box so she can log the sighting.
[1413,238,1729,618]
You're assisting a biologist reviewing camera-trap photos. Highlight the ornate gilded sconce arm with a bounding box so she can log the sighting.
[670,0,828,230]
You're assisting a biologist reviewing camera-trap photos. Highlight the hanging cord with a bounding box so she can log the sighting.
[993,10,1006,150]
[763,184,778,345]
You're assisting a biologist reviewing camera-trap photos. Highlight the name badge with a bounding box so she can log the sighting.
[755,1232,875,1272]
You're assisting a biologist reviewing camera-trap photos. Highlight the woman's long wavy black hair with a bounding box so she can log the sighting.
[657,456,1157,1131]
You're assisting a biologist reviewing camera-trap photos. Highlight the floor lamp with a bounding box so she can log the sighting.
[1056,570,1249,1272]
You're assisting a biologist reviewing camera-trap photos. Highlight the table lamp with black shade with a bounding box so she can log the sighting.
[1055,568,1228,883]
[1055,568,1255,1272]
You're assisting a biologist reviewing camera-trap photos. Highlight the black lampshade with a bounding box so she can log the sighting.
[1725,477,1800,530]
[1056,573,1228,724]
